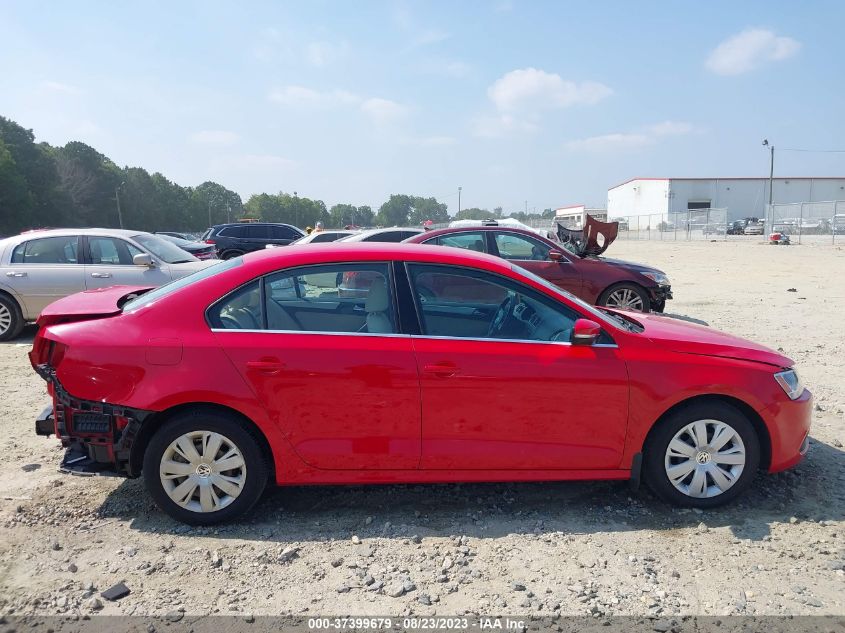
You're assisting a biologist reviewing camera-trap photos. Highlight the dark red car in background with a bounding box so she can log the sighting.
[30,244,809,524]
[405,217,672,312]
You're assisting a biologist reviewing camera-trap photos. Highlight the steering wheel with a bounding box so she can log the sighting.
[219,315,242,330]
[487,294,517,338]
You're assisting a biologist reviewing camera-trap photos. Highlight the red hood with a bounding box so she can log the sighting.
[36,285,154,327]
[614,310,793,368]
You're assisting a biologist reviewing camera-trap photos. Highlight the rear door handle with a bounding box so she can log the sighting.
[246,358,285,374]
[5,271,27,278]
[90,272,112,278]
[423,362,459,377]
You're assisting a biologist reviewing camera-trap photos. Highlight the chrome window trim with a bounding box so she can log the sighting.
[210,328,410,339]
[209,328,618,348]
[410,334,617,348]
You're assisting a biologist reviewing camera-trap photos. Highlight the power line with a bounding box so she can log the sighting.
[781,148,845,153]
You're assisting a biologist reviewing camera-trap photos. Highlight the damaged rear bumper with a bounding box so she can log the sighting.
[34,363,152,477]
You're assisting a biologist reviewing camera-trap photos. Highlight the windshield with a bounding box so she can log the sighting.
[511,264,623,331]
[122,258,236,312]
[132,233,198,264]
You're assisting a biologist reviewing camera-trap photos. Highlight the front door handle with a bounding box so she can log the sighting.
[246,358,285,374]
[90,272,112,278]
[5,271,27,278]
[423,362,459,377]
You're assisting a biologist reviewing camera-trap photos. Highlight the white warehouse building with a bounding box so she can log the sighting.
[607,177,845,222]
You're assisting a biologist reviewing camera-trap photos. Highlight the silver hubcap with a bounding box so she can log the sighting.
[605,288,644,311]
[0,304,11,334]
[160,431,246,513]
[664,420,746,498]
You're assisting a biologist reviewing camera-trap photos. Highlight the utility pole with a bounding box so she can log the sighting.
[525,200,528,214]
[458,186,462,215]
[762,139,775,229]
[115,181,125,229]
[227,201,231,223]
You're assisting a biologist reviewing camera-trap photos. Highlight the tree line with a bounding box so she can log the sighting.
[0,116,552,236]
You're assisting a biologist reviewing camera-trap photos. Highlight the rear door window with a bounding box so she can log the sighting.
[264,263,396,334]
[429,232,487,252]
[10,236,80,264]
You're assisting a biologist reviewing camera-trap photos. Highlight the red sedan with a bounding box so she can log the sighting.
[30,244,811,524]
[405,219,672,312]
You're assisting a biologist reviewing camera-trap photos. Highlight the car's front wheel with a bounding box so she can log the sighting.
[221,249,244,260]
[143,410,269,525]
[598,283,651,312]
[643,401,760,508]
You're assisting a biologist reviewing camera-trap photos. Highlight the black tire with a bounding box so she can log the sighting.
[142,409,269,525]
[597,283,651,312]
[643,401,760,509]
[0,294,25,342]
[221,249,244,260]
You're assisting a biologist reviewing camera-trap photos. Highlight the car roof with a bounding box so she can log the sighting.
[241,241,511,275]
[211,222,298,228]
[3,228,150,243]
[406,225,553,242]
[339,227,424,242]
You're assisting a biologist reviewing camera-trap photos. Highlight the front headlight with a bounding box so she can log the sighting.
[774,369,804,400]
[642,272,670,286]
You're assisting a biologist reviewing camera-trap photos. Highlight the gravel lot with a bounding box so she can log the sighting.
[0,237,843,619]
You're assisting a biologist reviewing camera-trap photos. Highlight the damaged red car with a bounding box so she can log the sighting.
[31,244,810,524]
[405,216,672,312]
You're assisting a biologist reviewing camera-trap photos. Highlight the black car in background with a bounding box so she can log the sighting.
[155,233,218,260]
[201,222,305,259]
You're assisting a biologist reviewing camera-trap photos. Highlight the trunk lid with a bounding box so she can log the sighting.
[36,285,154,327]
[556,214,619,257]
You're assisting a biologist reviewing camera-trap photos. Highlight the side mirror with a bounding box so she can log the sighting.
[548,249,564,262]
[572,318,602,346]
[133,253,154,267]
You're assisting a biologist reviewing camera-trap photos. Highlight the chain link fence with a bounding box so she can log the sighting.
[604,209,731,241]
[767,200,844,244]
[430,202,844,245]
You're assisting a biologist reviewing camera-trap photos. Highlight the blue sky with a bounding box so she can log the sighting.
[2,0,843,212]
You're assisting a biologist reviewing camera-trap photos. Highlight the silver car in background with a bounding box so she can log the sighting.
[0,228,219,340]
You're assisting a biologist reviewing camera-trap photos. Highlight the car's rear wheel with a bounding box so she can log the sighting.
[143,410,269,525]
[598,283,651,312]
[644,401,760,508]
[221,249,244,260]
[0,294,25,342]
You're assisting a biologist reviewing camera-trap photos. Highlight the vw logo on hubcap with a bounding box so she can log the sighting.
[695,451,711,465]
[195,463,212,478]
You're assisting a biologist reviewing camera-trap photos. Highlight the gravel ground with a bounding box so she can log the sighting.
[0,237,843,619]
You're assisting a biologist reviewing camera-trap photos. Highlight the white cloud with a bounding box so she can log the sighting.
[565,120,695,152]
[268,86,360,107]
[419,58,472,78]
[190,130,241,146]
[472,114,538,139]
[306,41,347,67]
[706,28,800,75]
[647,121,694,136]
[565,133,651,152]
[39,80,81,95]
[360,98,408,125]
[402,135,457,147]
[488,68,612,113]
[269,86,407,126]
[227,154,297,170]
